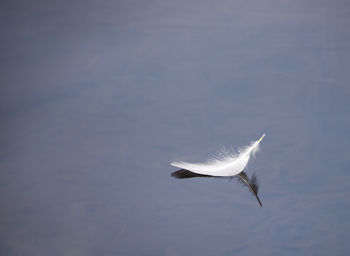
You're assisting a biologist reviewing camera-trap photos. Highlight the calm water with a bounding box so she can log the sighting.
[1,0,350,255]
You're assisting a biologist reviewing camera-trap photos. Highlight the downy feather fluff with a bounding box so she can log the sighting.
[171,134,265,177]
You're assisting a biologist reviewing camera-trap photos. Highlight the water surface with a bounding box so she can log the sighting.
[1,0,350,255]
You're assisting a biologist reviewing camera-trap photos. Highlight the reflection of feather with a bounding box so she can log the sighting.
[171,134,265,177]
[171,169,263,207]
[171,169,213,179]
[237,172,262,207]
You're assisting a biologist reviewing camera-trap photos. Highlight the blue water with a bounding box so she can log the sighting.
[1,0,350,255]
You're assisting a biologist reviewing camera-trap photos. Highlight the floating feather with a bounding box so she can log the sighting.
[171,134,265,177]
[170,134,266,207]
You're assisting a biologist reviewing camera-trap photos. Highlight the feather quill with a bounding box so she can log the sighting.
[171,134,265,177]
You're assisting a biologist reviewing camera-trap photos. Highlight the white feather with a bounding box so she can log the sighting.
[171,134,265,177]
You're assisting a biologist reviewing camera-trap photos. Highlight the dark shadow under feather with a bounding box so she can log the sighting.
[171,169,213,179]
[170,169,262,207]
